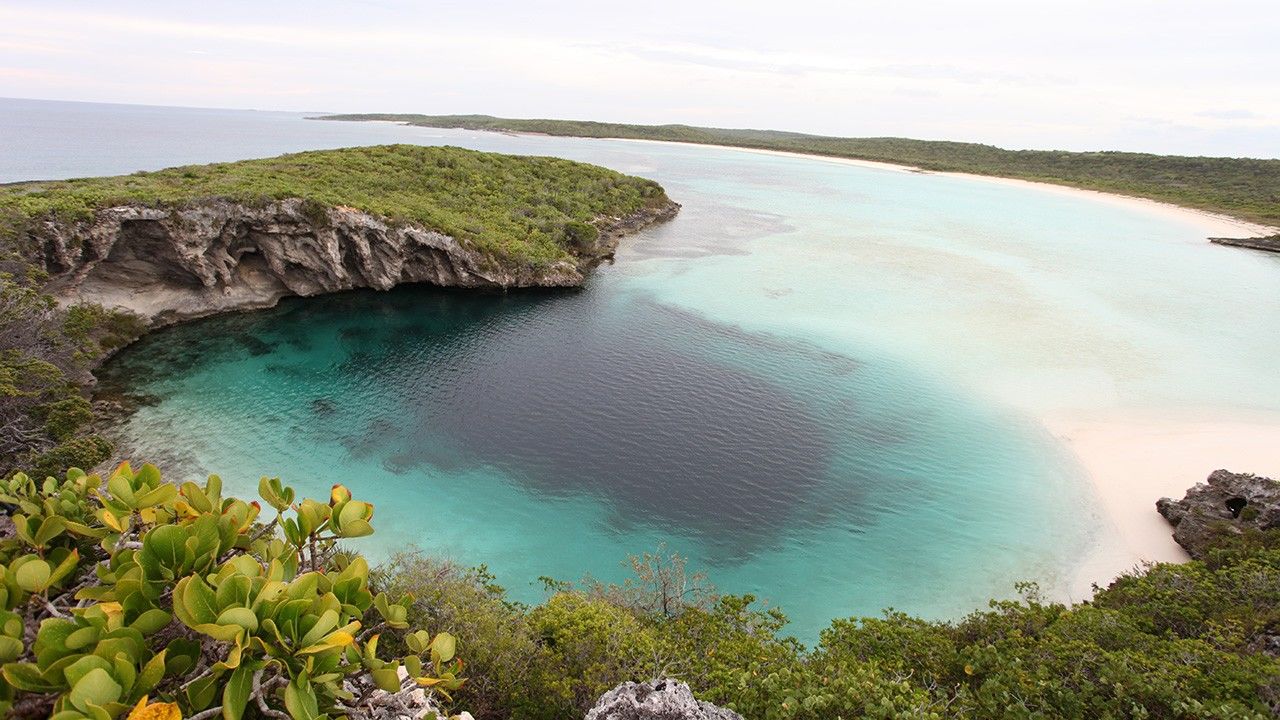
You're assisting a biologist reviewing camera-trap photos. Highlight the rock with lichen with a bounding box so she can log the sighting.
[1157,469,1280,559]
[586,679,743,720]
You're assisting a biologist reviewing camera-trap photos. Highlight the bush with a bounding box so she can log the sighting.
[28,435,112,480]
[1,274,144,479]
[0,463,464,719]
[373,553,553,719]
[373,538,1280,719]
[527,592,658,716]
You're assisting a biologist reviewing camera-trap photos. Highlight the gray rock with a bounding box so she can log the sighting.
[1157,469,1280,559]
[30,197,679,329]
[586,679,744,720]
[1209,234,1280,254]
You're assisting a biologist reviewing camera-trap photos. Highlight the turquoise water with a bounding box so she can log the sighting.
[6,99,1280,640]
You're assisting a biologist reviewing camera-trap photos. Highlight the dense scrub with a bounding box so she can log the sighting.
[0,145,671,268]
[5,457,1275,719]
[321,115,1280,228]
[376,529,1280,720]
[0,267,144,479]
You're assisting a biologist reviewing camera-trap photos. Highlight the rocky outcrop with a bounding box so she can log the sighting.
[1209,234,1280,254]
[32,197,679,327]
[1157,470,1280,559]
[586,679,743,720]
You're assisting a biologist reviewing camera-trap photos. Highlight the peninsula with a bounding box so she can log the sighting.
[0,144,676,478]
[318,114,1280,232]
[0,145,678,326]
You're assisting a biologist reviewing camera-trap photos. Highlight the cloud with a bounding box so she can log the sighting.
[0,0,1276,156]
[1194,109,1262,121]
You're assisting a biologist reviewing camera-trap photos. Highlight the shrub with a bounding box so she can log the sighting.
[0,463,464,720]
[28,435,112,481]
[373,553,553,719]
[526,592,658,716]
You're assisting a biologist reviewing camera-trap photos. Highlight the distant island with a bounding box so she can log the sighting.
[317,113,1280,234]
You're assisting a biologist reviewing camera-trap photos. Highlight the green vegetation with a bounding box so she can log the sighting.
[1,268,144,480]
[0,145,670,269]
[320,115,1280,228]
[379,530,1280,719]
[0,143,669,479]
[2,141,1276,718]
[5,456,1276,719]
[0,463,465,719]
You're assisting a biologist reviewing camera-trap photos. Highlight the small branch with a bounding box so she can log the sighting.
[41,598,66,618]
[179,666,213,691]
[252,668,291,720]
[356,621,386,643]
[187,706,223,720]
[247,517,279,544]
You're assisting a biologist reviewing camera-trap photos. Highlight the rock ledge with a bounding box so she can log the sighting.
[1157,469,1280,559]
[32,196,679,328]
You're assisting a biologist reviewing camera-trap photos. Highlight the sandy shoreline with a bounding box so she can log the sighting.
[613,136,1280,596]
[370,121,1278,238]
[615,134,1280,597]
[609,138,1280,239]
[1047,411,1280,598]
[383,122,1280,596]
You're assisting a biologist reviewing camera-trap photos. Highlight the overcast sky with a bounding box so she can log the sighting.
[2,0,1277,156]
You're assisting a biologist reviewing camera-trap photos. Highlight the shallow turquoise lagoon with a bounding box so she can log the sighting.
[7,99,1279,641]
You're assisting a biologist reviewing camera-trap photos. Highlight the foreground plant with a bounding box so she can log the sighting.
[0,463,464,719]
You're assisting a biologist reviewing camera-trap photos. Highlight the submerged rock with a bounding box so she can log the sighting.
[1157,469,1280,559]
[32,197,678,328]
[586,679,744,720]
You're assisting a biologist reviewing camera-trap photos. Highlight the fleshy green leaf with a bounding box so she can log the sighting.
[68,667,124,712]
[15,558,51,592]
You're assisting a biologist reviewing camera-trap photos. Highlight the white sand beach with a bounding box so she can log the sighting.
[1048,411,1280,598]
[611,138,1280,239]
[612,135,1280,599]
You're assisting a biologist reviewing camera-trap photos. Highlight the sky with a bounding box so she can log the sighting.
[1,0,1278,157]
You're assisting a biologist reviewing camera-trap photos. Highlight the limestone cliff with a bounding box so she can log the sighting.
[1157,469,1280,559]
[31,196,678,327]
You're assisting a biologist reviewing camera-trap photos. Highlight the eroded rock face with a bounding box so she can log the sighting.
[586,679,744,720]
[1157,469,1280,559]
[33,197,678,327]
[1209,234,1280,254]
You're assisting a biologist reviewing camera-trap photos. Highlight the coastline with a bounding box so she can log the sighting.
[602,138,1280,239]
[558,131,1280,594]
[1047,410,1280,598]
[332,120,1278,238]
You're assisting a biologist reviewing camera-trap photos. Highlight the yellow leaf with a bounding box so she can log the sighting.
[101,511,124,533]
[127,697,181,720]
[297,630,355,655]
[964,664,974,676]
[98,601,124,618]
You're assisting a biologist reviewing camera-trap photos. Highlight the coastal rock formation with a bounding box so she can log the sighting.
[1157,469,1280,559]
[586,679,744,720]
[32,197,678,327]
[1209,234,1280,254]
